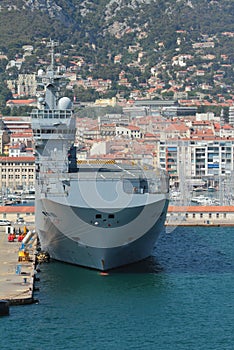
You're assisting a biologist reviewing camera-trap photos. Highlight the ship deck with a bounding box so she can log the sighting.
[37,162,168,196]
[41,162,164,180]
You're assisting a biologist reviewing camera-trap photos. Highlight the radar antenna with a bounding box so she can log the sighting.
[47,40,59,74]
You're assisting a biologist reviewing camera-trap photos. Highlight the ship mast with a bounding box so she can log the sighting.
[47,39,59,77]
[44,40,60,110]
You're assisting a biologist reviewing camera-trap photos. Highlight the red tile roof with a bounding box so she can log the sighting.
[168,205,234,212]
[223,124,233,130]
[11,131,33,137]
[0,156,35,161]
[126,125,141,131]
[0,206,34,213]
[6,99,36,105]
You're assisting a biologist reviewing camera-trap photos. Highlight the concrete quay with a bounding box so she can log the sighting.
[165,221,234,227]
[0,230,38,306]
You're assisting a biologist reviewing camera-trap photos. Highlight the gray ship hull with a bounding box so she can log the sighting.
[36,196,169,270]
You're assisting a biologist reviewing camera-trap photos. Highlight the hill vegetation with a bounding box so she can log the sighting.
[0,0,233,61]
[0,0,233,110]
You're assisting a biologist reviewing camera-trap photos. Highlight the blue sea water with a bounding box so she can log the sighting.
[0,226,234,350]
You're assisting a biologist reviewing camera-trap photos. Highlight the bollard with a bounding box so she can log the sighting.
[15,265,22,275]
[0,300,9,316]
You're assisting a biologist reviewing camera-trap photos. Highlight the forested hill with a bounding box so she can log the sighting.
[0,0,233,64]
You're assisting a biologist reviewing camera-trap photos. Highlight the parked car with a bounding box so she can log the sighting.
[0,220,11,226]
[16,217,24,224]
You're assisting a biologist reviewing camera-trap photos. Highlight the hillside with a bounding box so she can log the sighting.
[0,0,233,60]
[0,0,233,108]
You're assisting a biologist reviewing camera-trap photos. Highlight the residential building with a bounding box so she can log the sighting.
[0,156,35,192]
[2,116,32,133]
[82,126,100,140]
[6,99,36,109]
[0,129,10,154]
[98,114,130,126]
[229,105,234,126]
[10,131,33,147]
[157,138,234,187]
[17,74,37,97]
[116,125,142,139]
[190,139,234,177]
[100,124,116,138]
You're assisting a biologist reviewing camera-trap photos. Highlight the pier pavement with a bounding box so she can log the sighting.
[0,229,37,305]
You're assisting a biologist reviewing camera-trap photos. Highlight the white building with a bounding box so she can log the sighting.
[116,125,142,139]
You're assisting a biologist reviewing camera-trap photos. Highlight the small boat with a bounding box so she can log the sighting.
[208,186,217,192]
[191,195,212,205]
[193,187,205,192]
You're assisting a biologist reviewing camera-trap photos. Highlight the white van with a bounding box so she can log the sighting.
[0,220,11,226]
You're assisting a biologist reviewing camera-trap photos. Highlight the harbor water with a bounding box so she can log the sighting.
[0,226,233,350]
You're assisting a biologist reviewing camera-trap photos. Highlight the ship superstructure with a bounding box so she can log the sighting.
[31,41,169,270]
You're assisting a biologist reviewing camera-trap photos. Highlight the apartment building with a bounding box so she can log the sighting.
[190,139,233,177]
[0,156,35,192]
[17,74,37,97]
[158,138,234,185]
[116,125,142,139]
[2,116,32,133]
[229,105,234,126]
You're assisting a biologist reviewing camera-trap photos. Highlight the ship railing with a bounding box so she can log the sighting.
[39,171,167,183]
[39,190,67,198]
[39,186,167,196]
[38,171,169,195]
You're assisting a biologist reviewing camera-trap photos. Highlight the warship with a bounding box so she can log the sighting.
[31,41,169,270]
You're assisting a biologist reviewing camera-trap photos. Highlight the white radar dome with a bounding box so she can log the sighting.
[58,97,72,110]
